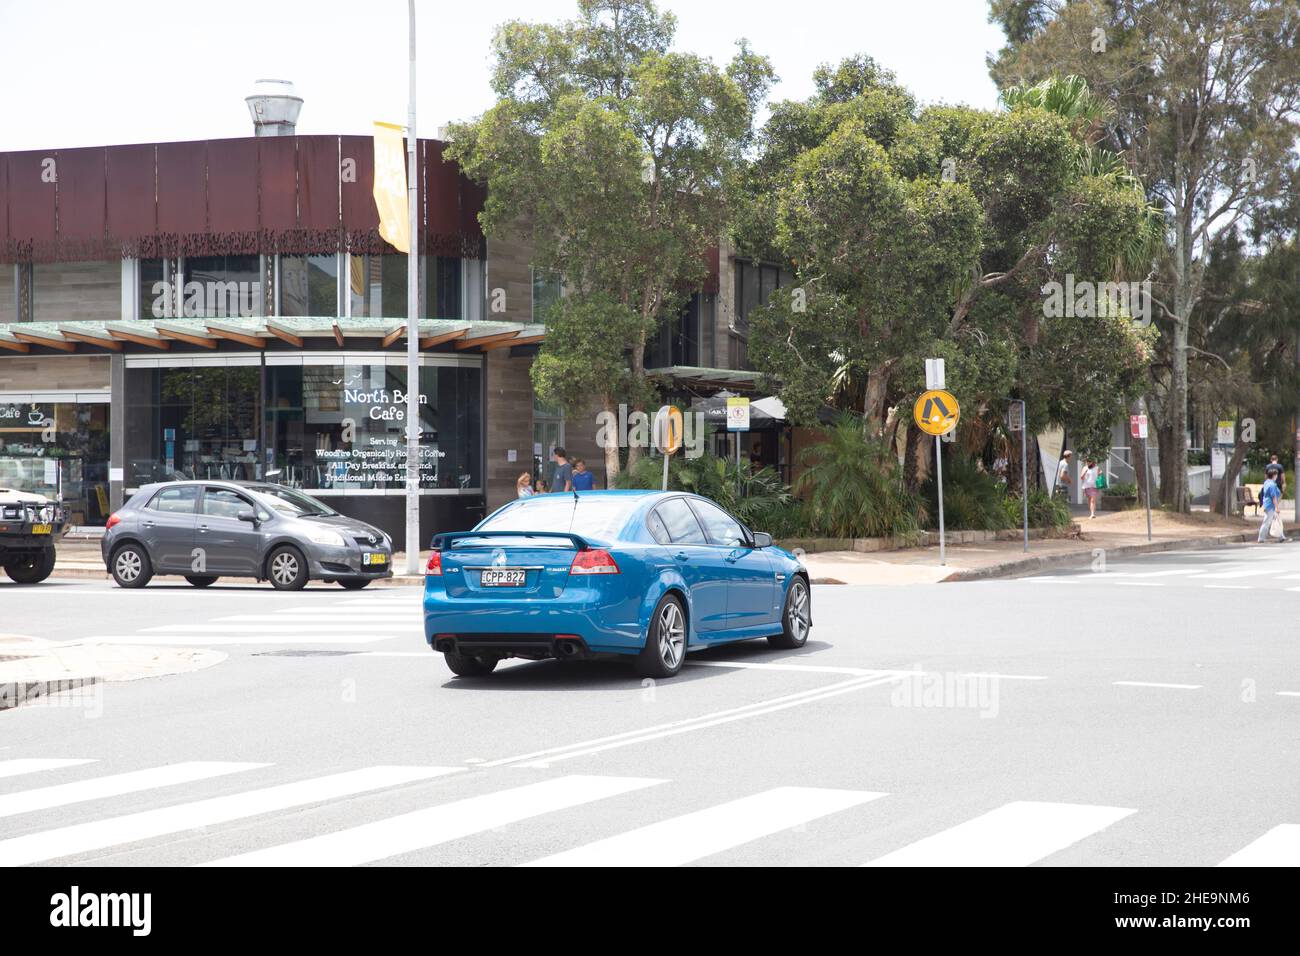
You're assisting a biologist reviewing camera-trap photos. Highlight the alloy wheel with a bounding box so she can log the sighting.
[788,581,810,642]
[658,601,685,669]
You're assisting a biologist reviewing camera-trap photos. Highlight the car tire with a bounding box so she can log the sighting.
[338,579,371,590]
[768,576,811,649]
[185,575,219,588]
[3,548,56,584]
[266,546,308,591]
[443,649,498,677]
[636,593,687,679]
[110,543,153,589]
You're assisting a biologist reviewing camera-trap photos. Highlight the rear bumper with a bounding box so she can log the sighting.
[422,585,644,656]
[431,633,596,661]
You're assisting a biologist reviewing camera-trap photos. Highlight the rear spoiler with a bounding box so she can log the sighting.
[430,530,592,551]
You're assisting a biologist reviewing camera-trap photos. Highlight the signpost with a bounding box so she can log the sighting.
[1010,400,1028,552]
[727,396,750,495]
[653,405,683,491]
[1131,411,1152,542]
[915,381,960,566]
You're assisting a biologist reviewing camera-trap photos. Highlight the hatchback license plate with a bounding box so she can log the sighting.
[31,524,51,535]
[481,568,526,587]
[363,552,386,566]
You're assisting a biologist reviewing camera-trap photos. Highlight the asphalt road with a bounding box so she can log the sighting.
[2,540,1298,867]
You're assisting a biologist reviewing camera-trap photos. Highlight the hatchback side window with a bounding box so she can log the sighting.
[645,508,672,545]
[656,497,708,545]
[202,488,252,520]
[688,499,748,548]
[150,486,198,514]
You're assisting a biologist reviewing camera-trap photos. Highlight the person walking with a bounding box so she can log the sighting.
[515,471,534,498]
[1258,465,1284,543]
[1055,450,1073,499]
[570,458,594,491]
[1269,454,1287,497]
[1080,457,1101,519]
[550,447,574,493]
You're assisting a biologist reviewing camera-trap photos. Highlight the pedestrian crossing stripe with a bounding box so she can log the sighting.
[0,763,1294,867]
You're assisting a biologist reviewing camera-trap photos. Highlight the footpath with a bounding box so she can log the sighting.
[45,508,1269,588]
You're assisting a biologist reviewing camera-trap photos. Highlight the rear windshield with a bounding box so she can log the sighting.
[477,495,636,541]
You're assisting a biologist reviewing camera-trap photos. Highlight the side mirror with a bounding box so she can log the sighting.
[752,531,773,548]
[237,509,259,525]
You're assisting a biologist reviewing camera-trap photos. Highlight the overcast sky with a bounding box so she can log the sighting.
[0,0,1008,151]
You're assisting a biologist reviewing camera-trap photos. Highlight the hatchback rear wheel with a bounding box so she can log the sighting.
[110,544,153,589]
[636,593,687,678]
[185,575,218,588]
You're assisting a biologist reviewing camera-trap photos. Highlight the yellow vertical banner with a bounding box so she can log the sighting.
[372,121,410,253]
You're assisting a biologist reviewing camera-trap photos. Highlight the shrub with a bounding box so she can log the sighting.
[923,454,1012,531]
[796,413,923,539]
[1104,481,1137,497]
[1002,488,1072,530]
[616,452,802,535]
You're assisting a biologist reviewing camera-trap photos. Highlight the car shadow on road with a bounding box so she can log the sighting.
[438,638,834,692]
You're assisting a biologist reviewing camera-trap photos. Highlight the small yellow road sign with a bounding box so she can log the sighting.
[914,389,960,436]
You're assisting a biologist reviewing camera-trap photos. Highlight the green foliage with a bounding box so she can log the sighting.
[1002,488,1072,530]
[614,453,800,535]
[795,414,923,538]
[922,454,1011,531]
[448,1,774,476]
[1104,482,1138,498]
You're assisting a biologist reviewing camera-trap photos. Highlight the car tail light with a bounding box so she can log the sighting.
[105,512,121,530]
[425,550,442,575]
[570,549,620,575]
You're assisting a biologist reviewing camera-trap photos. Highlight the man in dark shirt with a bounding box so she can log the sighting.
[550,446,573,492]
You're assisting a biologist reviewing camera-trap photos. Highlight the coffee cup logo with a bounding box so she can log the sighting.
[28,405,46,426]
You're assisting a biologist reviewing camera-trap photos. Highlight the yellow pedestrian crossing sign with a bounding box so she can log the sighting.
[914,389,960,436]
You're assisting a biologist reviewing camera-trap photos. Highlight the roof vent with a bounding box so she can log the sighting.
[245,79,303,137]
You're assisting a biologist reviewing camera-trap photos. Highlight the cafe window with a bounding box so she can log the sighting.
[264,359,482,493]
[280,254,341,317]
[346,254,465,319]
[0,396,111,525]
[123,362,262,486]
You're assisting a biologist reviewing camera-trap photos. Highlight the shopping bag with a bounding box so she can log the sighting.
[1269,512,1285,540]
[1095,473,1107,489]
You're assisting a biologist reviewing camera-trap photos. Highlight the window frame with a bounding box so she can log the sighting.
[148,484,199,515]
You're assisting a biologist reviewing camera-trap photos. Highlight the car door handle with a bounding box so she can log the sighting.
[143,520,155,528]
[726,550,743,563]
[674,552,689,562]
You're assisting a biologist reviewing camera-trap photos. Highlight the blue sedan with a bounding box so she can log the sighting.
[423,490,811,678]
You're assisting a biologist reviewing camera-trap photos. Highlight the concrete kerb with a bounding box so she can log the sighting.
[940,531,1254,582]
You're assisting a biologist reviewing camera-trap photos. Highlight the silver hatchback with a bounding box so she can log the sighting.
[101,480,393,590]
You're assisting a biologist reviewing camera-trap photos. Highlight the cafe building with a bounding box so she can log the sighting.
[0,83,608,541]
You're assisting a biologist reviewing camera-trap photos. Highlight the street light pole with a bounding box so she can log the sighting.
[404,0,420,575]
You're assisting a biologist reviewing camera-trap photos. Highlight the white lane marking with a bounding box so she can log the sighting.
[140,624,419,633]
[0,762,265,819]
[687,660,915,677]
[1113,681,1202,690]
[1275,691,1300,697]
[223,616,416,624]
[85,634,401,646]
[1218,825,1300,866]
[0,759,95,780]
[1117,582,1163,587]
[0,766,460,867]
[1204,585,1252,590]
[267,608,419,616]
[1186,568,1261,579]
[1026,578,1078,584]
[1102,568,1205,578]
[862,801,1135,867]
[1285,587,1300,593]
[522,786,884,867]
[957,673,1049,681]
[201,775,664,867]
[487,673,906,769]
